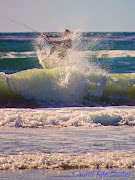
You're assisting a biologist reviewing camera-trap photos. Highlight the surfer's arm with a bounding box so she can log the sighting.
[44,34,63,44]
[48,40,63,45]
[50,39,70,45]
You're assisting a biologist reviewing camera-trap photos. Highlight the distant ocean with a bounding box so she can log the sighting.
[0,32,135,179]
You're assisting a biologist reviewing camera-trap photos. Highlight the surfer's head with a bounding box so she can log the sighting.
[64,29,70,36]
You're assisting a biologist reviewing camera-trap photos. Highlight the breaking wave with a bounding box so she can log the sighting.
[0,68,135,107]
[0,107,135,127]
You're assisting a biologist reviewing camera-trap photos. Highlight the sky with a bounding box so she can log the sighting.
[0,0,135,32]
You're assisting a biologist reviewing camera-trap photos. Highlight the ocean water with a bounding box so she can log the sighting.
[0,32,135,179]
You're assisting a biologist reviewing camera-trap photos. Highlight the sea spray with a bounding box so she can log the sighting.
[35,30,106,73]
[35,36,51,68]
[57,66,87,104]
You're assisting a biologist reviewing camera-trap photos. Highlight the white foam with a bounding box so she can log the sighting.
[0,51,36,59]
[0,107,135,127]
[0,152,134,170]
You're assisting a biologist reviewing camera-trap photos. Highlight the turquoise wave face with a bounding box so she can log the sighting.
[0,39,34,52]
[0,57,42,74]
[86,56,135,74]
